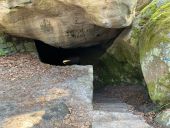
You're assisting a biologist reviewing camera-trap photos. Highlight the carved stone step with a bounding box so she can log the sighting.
[93,103,132,112]
[91,111,144,122]
[92,120,153,128]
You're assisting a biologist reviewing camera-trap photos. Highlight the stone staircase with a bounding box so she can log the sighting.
[92,93,152,128]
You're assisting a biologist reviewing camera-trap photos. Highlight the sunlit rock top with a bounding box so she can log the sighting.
[0,0,137,48]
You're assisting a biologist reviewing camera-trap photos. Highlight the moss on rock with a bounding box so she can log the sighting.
[95,0,170,104]
[0,34,17,56]
[139,0,170,105]
[95,27,144,87]
[96,53,144,86]
[0,34,36,56]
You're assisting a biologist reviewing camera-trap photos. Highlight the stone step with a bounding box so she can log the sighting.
[93,103,133,112]
[91,111,144,122]
[93,96,123,103]
[92,120,153,128]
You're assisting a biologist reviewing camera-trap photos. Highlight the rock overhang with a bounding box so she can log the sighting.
[0,0,137,48]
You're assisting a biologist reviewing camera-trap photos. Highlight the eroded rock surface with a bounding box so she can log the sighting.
[139,0,170,105]
[96,27,144,86]
[0,0,137,48]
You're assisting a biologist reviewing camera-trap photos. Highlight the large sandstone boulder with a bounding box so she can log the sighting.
[138,0,170,104]
[0,0,137,48]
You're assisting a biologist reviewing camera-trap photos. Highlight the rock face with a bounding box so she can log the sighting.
[0,0,137,48]
[95,0,170,104]
[93,0,152,86]
[95,27,144,86]
[138,0,170,105]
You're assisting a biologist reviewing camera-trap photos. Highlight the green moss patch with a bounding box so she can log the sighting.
[139,0,170,104]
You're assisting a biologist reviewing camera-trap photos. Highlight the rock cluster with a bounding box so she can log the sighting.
[0,0,169,112]
[96,0,170,106]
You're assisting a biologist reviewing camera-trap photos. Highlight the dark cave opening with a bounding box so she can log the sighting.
[34,40,107,66]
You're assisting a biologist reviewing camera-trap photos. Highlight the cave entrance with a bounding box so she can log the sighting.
[34,40,155,122]
[34,40,106,66]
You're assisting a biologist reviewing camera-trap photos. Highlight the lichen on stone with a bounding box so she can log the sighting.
[139,0,170,105]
